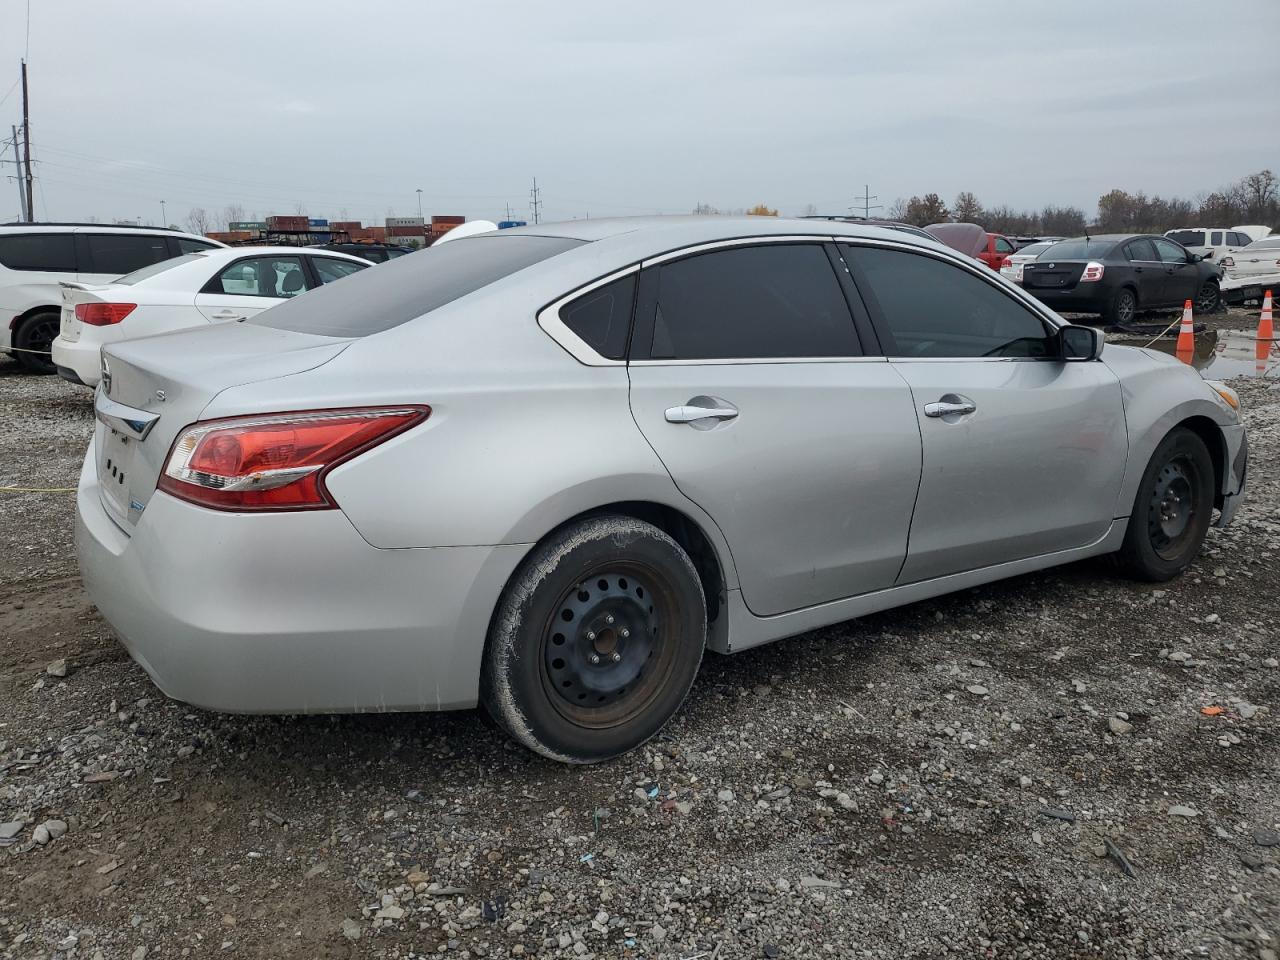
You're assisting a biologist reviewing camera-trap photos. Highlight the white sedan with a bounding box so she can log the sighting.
[998,240,1057,284]
[52,246,369,388]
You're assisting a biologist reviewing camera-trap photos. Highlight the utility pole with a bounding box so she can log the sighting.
[529,177,542,225]
[159,200,166,227]
[851,184,881,220]
[9,125,26,220]
[416,188,423,220]
[21,60,33,223]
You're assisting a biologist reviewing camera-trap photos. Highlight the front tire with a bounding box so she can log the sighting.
[481,516,706,763]
[14,309,59,373]
[1106,287,1137,326]
[1114,428,1214,581]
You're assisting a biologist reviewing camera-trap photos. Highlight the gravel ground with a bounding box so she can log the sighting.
[1,308,1278,960]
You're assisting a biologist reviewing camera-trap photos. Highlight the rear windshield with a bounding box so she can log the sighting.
[1246,237,1280,250]
[1018,242,1056,257]
[1041,239,1117,260]
[250,235,582,337]
[1166,230,1205,247]
[115,253,204,285]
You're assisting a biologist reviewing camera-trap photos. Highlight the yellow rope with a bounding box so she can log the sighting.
[0,485,75,493]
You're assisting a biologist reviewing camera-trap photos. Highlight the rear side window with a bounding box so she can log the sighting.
[643,244,859,360]
[1209,231,1223,245]
[1124,238,1158,261]
[1166,230,1204,247]
[251,235,582,337]
[0,233,76,271]
[843,245,1053,359]
[560,274,636,360]
[85,233,171,275]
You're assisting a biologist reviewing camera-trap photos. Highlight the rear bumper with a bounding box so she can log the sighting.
[52,335,101,387]
[1022,286,1109,315]
[75,438,527,713]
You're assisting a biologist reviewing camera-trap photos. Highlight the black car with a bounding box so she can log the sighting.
[316,242,415,264]
[1021,234,1221,325]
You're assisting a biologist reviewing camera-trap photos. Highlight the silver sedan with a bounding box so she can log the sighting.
[75,217,1248,763]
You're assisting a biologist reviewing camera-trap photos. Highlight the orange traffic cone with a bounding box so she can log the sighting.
[1175,299,1195,364]
[1257,290,1274,362]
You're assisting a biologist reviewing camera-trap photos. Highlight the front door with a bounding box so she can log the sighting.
[839,242,1127,584]
[1153,238,1199,307]
[194,254,308,323]
[626,241,923,617]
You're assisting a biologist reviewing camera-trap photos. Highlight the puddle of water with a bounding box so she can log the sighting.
[1129,329,1279,379]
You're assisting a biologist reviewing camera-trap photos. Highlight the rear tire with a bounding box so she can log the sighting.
[1195,280,1221,314]
[1113,428,1214,582]
[1105,287,1137,326]
[13,309,59,374]
[481,516,706,763]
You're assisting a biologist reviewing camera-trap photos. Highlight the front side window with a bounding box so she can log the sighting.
[0,233,76,272]
[560,274,636,360]
[1154,238,1189,263]
[644,244,859,360]
[1124,238,1158,261]
[843,245,1054,359]
[208,256,308,298]
[85,233,171,275]
[994,237,1015,254]
[311,257,367,285]
[1229,232,1250,247]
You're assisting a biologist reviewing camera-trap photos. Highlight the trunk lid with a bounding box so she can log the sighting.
[93,323,352,531]
[1021,260,1087,291]
[59,282,116,343]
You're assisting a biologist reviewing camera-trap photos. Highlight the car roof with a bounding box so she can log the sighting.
[193,245,368,261]
[0,223,221,244]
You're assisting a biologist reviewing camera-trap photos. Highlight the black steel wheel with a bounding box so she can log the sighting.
[1195,281,1220,314]
[14,309,59,374]
[1114,427,1214,581]
[482,516,707,763]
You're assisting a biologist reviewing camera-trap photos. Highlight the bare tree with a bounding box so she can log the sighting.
[185,207,212,235]
[801,203,818,217]
[692,202,721,215]
[223,203,246,228]
[885,197,910,221]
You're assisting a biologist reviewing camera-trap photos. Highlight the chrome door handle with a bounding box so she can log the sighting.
[665,396,739,426]
[924,394,977,418]
[211,310,246,320]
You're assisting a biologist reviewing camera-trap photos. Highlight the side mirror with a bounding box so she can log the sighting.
[1059,324,1103,361]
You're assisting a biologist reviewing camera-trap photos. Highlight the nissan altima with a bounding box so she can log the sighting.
[76,217,1248,763]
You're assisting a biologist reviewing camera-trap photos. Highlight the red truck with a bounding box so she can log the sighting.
[976,233,1017,271]
[923,224,1017,270]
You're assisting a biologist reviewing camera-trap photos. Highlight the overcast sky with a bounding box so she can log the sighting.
[2,0,1278,228]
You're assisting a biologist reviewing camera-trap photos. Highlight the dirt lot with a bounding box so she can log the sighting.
[1,308,1278,960]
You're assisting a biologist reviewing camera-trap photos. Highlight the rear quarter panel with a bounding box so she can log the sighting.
[1102,345,1238,517]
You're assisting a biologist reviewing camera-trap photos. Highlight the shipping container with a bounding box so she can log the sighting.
[431,215,465,225]
[228,221,266,232]
[266,215,309,230]
[329,221,362,231]
[385,216,425,228]
[497,220,527,229]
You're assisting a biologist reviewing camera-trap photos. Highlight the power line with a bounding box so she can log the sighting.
[851,184,881,219]
[529,177,542,225]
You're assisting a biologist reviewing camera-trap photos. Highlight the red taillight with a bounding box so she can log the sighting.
[74,302,137,326]
[999,256,1011,270]
[1221,257,1234,268]
[158,406,429,511]
[1080,262,1105,282]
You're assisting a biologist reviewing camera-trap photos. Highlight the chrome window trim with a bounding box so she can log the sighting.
[628,356,887,367]
[536,264,639,367]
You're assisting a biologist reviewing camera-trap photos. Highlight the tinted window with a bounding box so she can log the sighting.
[1209,231,1223,246]
[85,233,171,275]
[0,233,76,271]
[646,244,858,360]
[1154,238,1189,263]
[994,237,1015,254]
[312,257,367,285]
[843,245,1053,359]
[251,235,582,337]
[1230,232,1250,247]
[209,256,308,298]
[115,253,203,285]
[1042,239,1117,260]
[560,274,636,360]
[1166,230,1204,247]
[178,237,219,254]
[1124,238,1158,261]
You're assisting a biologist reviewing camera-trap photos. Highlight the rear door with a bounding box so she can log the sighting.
[78,232,172,282]
[1153,237,1199,305]
[626,239,922,616]
[1121,237,1162,305]
[194,254,308,323]
[840,242,1126,583]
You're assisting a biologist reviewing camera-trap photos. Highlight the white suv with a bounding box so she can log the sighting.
[0,224,224,372]
[1163,227,1255,264]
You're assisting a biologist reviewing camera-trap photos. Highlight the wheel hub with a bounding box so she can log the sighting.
[1148,462,1193,553]
[545,573,657,709]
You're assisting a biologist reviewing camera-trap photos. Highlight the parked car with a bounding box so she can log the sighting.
[1220,235,1280,304]
[0,223,224,372]
[317,242,414,263]
[75,217,1246,763]
[999,240,1058,284]
[922,223,1016,269]
[1021,235,1221,324]
[1164,227,1255,262]
[1010,236,1066,250]
[1232,225,1272,243]
[52,246,368,388]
